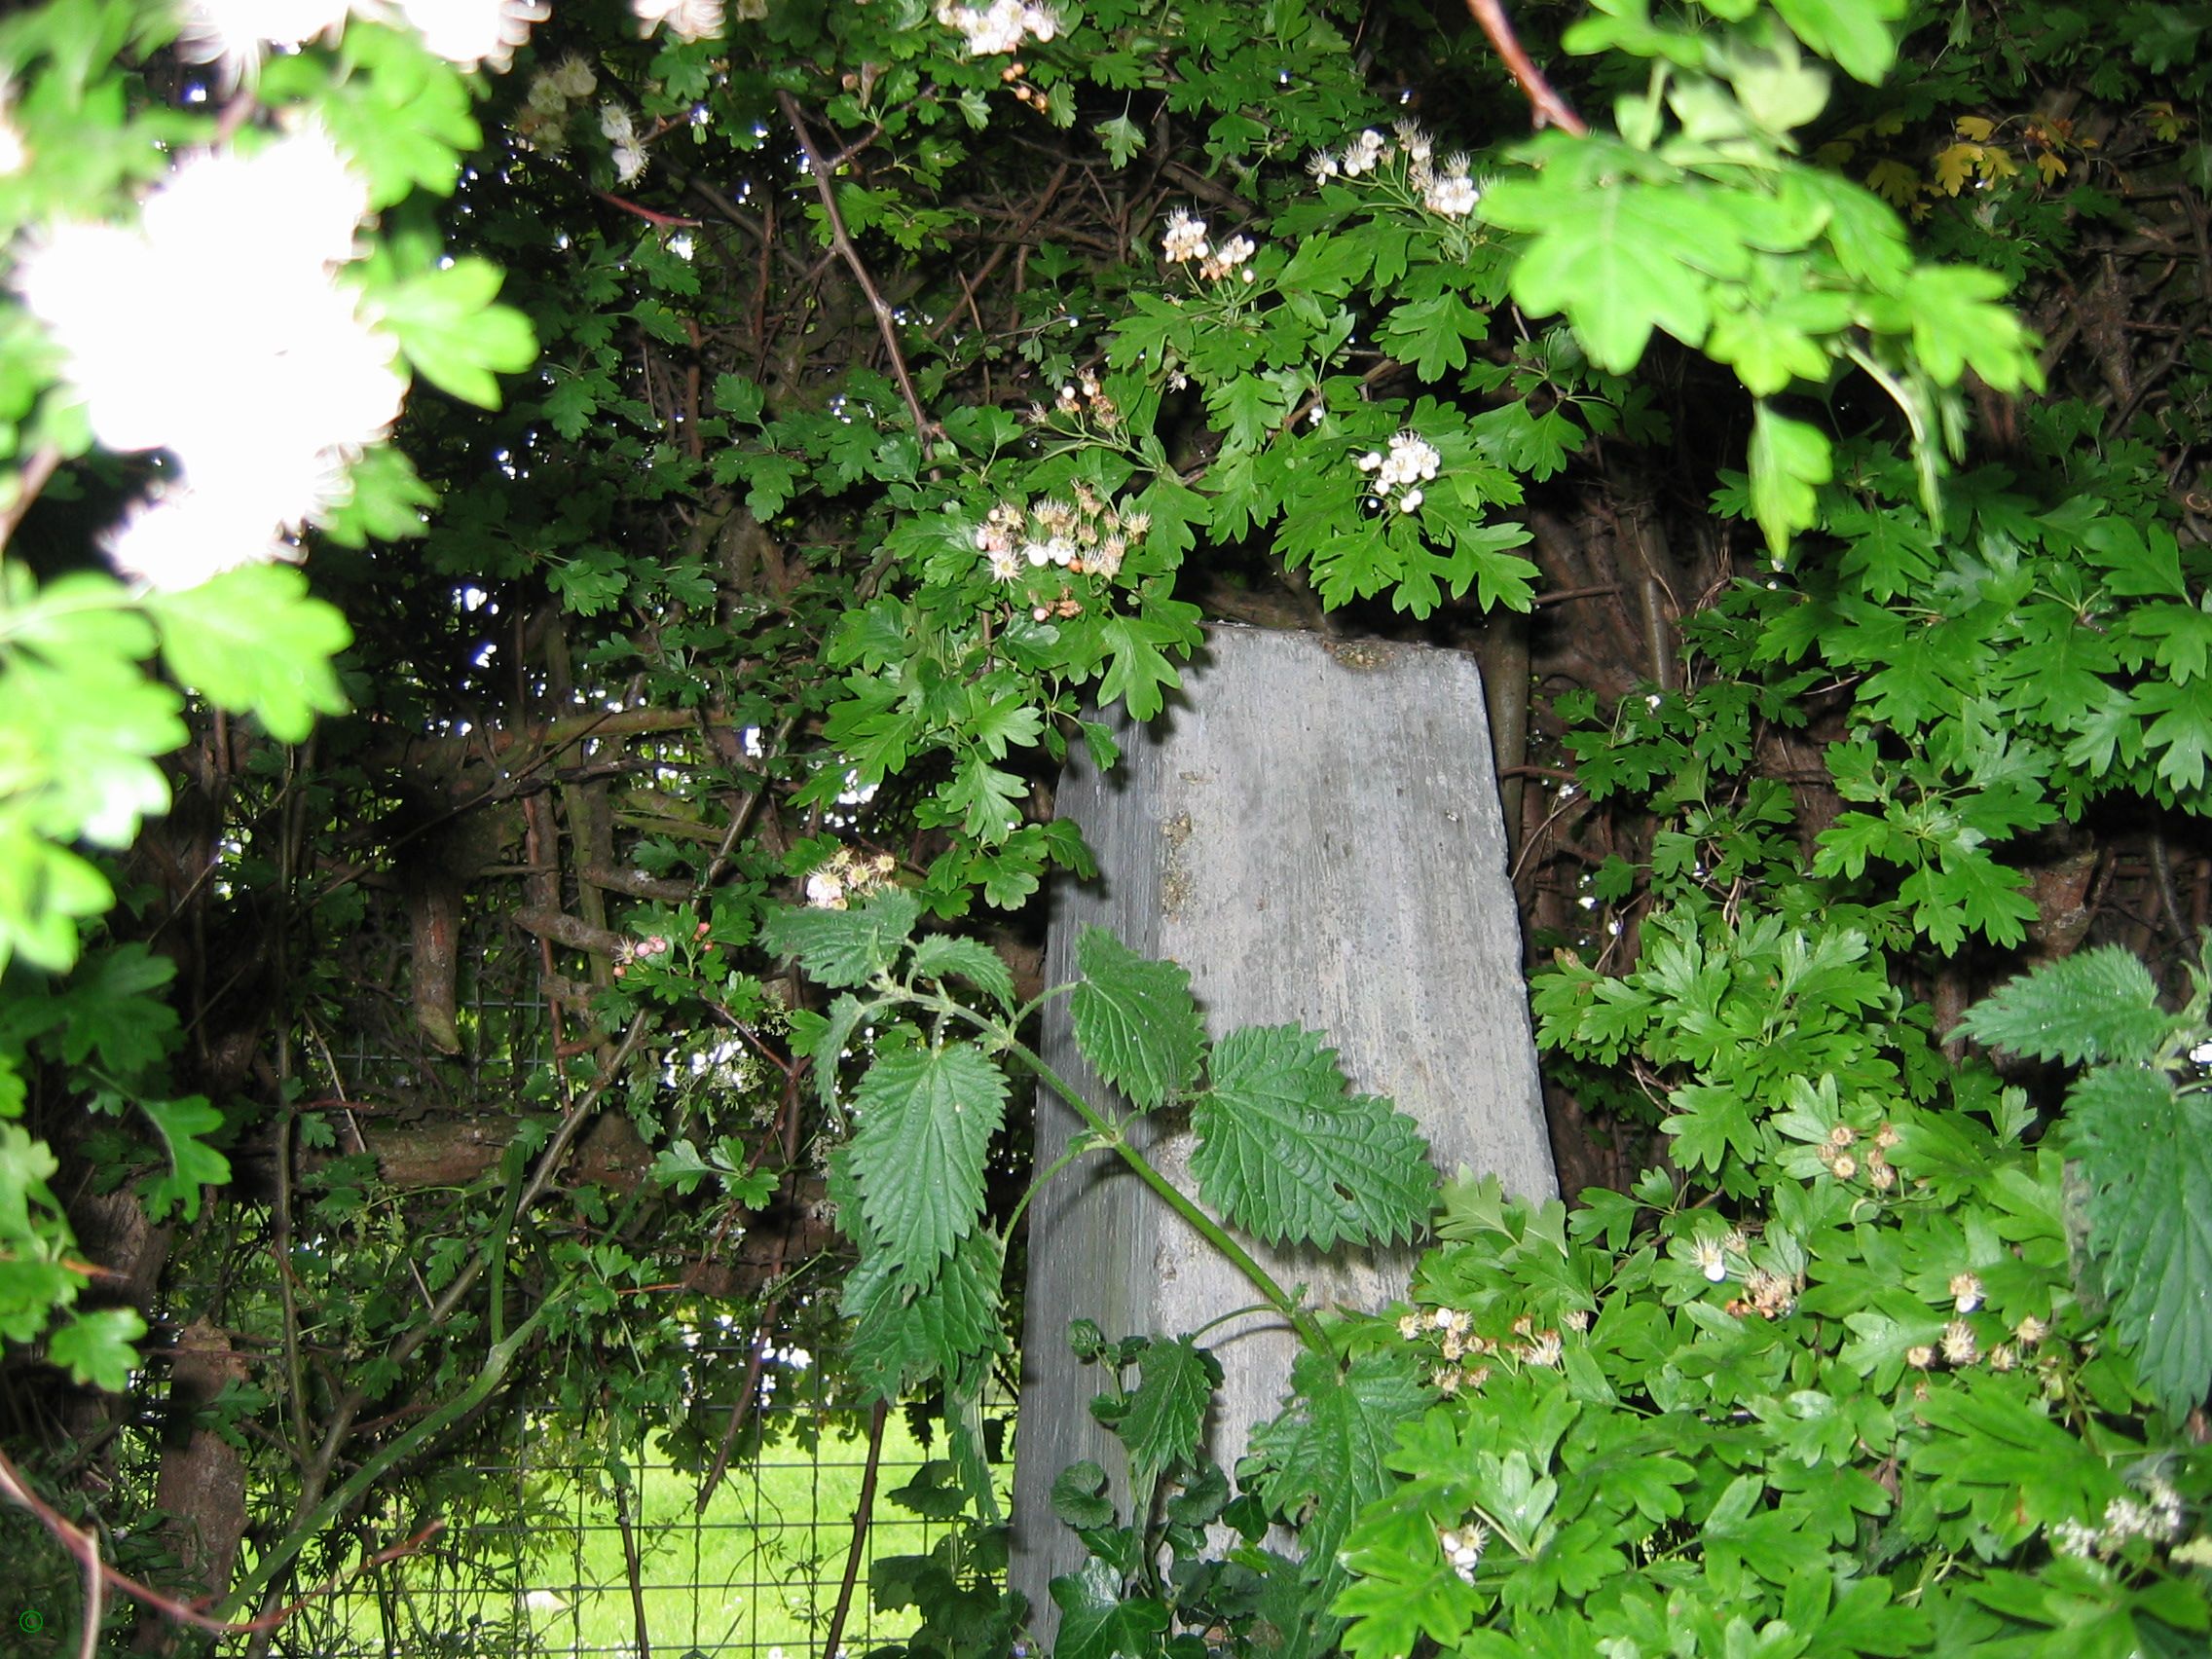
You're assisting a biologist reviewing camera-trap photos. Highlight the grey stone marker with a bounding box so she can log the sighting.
[1010,624,1557,1636]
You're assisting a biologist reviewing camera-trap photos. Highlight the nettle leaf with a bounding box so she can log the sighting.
[1119,1335,1223,1484]
[759,889,922,988]
[1069,928,1203,1110]
[850,1042,1008,1286]
[1245,1348,1428,1576]
[908,935,1015,1012]
[1195,1025,1432,1251]
[2067,1067,2212,1419]
[139,1096,232,1222]
[1958,946,2171,1066]
[843,1226,1004,1402]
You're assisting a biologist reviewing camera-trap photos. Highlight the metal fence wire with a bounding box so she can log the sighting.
[276,1365,1014,1659]
[266,941,1016,1658]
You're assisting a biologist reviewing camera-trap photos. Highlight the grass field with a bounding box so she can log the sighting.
[313,1414,1000,1658]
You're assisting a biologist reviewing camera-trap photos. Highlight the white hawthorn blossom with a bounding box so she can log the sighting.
[633,0,724,41]
[175,0,351,84]
[13,123,402,590]
[600,102,648,182]
[1161,207,1209,265]
[395,0,548,72]
[1355,428,1443,514]
[936,0,1059,55]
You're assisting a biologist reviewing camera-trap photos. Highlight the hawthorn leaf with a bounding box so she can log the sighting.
[1070,928,1203,1110]
[47,1308,146,1393]
[145,565,351,742]
[849,1042,1007,1286]
[1748,401,1831,558]
[139,1096,231,1222]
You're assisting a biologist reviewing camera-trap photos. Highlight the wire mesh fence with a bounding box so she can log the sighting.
[282,1364,1014,1659]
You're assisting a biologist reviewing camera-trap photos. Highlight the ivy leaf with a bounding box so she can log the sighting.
[2066,1066,2212,1419]
[1051,1459,1116,1529]
[1069,928,1203,1110]
[1051,1560,1170,1659]
[1957,946,2171,1066]
[1196,1025,1432,1250]
[908,935,1016,1012]
[139,1096,232,1222]
[145,565,352,742]
[1244,1348,1428,1576]
[759,889,922,988]
[850,1043,1007,1287]
[47,1307,147,1393]
[1119,1336,1223,1485]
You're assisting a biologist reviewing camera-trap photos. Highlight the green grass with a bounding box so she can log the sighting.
[316,1415,999,1658]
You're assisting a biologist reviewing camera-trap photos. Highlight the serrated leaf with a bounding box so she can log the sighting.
[843,1226,1004,1402]
[1748,401,1831,558]
[378,256,538,408]
[908,935,1016,1011]
[1119,1336,1223,1485]
[759,889,922,988]
[1244,1348,1428,1577]
[2067,1068,2212,1419]
[1069,928,1203,1110]
[139,1096,231,1222]
[47,1307,147,1393]
[1194,1025,1432,1250]
[850,1043,1007,1285]
[1957,946,2171,1066]
[144,564,351,742]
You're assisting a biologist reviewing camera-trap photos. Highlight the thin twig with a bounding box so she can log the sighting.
[0,445,60,552]
[0,1448,442,1642]
[776,91,938,437]
[595,188,702,229]
[820,1401,889,1659]
[1463,0,1588,135]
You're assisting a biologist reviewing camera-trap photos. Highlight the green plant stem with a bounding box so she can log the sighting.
[909,988,1326,1348]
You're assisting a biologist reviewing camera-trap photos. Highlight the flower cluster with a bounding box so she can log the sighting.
[975,482,1147,605]
[179,0,548,83]
[1047,369,1121,430]
[1397,1304,1568,1392]
[1437,1523,1487,1584]
[1356,429,1442,514]
[1818,1120,1898,1191]
[513,55,599,156]
[14,122,403,590]
[2051,1477,2186,1560]
[1160,208,1259,282]
[936,0,1059,56]
[1309,121,1481,219]
[805,847,899,910]
[600,103,649,185]
[633,0,725,42]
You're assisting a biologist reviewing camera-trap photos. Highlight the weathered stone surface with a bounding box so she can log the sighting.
[1011,626,1556,1630]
